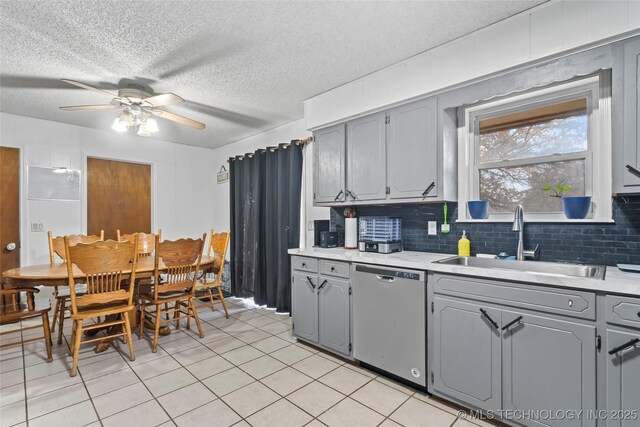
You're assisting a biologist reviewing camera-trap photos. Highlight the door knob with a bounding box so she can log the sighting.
[6,242,17,251]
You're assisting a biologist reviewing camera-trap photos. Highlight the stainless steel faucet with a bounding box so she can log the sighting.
[512,205,540,261]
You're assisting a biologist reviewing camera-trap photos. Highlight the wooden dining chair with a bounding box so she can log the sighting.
[0,287,52,362]
[117,229,162,256]
[48,231,104,344]
[64,236,139,376]
[195,229,231,318]
[139,234,206,352]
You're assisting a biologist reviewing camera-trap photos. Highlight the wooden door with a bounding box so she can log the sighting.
[0,147,20,281]
[87,158,151,240]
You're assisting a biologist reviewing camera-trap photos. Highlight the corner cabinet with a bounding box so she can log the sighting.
[313,124,346,204]
[312,95,449,206]
[621,37,640,190]
[290,256,352,358]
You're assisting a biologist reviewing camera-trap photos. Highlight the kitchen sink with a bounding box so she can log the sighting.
[435,256,606,280]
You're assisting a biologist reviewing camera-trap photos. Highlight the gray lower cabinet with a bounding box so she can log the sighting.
[318,277,351,355]
[387,97,438,199]
[431,274,598,427]
[291,272,318,343]
[433,296,502,412]
[313,124,346,203]
[346,112,387,201]
[606,329,640,427]
[502,310,596,427]
[291,257,351,357]
[622,37,640,190]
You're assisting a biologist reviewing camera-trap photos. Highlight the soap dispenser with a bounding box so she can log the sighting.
[458,230,470,256]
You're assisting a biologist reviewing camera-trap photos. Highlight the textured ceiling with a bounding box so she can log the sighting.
[0,0,546,149]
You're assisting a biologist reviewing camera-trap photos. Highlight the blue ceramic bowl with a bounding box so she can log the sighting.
[468,200,489,219]
[562,196,591,219]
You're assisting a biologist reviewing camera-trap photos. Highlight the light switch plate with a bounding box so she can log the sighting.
[308,221,314,231]
[31,223,44,232]
[428,221,437,235]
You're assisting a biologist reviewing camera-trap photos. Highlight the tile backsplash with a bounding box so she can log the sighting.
[330,196,640,266]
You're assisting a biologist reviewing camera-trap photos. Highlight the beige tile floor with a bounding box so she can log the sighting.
[0,297,499,427]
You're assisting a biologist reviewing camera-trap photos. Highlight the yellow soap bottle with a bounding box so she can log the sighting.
[458,230,470,256]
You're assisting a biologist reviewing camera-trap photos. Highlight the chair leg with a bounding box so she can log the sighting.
[123,312,135,361]
[71,321,83,377]
[190,298,204,339]
[216,286,229,318]
[138,302,145,339]
[152,305,161,353]
[173,301,180,329]
[57,300,66,345]
[164,303,170,321]
[41,312,53,362]
[51,298,60,332]
[207,287,216,311]
[69,320,77,356]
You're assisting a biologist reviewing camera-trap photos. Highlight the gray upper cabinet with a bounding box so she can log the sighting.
[387,97,438,199]
[622,37,640,189]
[318,276,351,355]
[433,296,502,413]
[606,329,640,427]
[501,310,596,427]
[314,124,346,204]
[291,272,318,344]
[346,112,387,201]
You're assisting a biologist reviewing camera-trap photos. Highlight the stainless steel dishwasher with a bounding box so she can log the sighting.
[352,264,426,388]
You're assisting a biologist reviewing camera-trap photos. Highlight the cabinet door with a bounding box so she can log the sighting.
[502,310,596,427]
[432,297,502,412]
[291,272,318,343]
[606,329,640,427]
[318,276,350,355]
[623,37,640,188]
[387,97,438,199]
[346,112,387,201]
[314,124,346,204]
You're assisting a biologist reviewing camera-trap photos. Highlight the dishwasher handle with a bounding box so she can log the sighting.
[376,275,396,283]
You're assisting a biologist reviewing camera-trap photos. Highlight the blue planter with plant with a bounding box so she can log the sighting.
[542,183,591,219]
[467,200,489,219]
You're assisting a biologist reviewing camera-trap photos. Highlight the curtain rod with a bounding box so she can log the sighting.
[227,136,313,163]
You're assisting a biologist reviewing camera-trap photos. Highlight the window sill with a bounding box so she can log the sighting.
[456,218,615,224]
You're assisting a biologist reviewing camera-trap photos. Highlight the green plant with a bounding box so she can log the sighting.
[542,182,572,198]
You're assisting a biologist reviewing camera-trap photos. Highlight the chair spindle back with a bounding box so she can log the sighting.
[153,234,205,298]
[48,231,104,263]
[117,229,162,257]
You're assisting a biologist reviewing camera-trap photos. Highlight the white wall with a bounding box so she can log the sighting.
[209,119,323,248]
[305,0,640,129]
[0,112,217,268]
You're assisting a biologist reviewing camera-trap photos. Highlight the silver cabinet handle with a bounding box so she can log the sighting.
[5,242,17,251]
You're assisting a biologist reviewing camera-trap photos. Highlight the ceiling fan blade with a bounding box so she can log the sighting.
[141,93,184,108]
[59,104,121,111]
[61,79,120,99]
[151,109,206,130]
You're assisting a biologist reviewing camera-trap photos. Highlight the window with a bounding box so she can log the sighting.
[458,73,612,222]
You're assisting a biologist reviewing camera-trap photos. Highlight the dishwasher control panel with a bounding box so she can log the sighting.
[355,264,421,280]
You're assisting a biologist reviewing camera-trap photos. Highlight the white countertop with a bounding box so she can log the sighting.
[288,248,640,296]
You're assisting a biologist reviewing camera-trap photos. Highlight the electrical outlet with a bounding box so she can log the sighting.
[428,221,437,235]
[31,223,44,232]
[308,221,314,231]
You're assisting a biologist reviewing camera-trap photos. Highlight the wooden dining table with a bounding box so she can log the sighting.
[1,255,216,350]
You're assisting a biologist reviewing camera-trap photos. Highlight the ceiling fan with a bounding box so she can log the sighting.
[58,79,206,136]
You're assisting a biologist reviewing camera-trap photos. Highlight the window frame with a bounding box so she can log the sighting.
[457,72,612,222]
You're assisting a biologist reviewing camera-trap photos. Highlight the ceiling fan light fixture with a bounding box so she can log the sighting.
[119,110,134,126]
[145,116,159,133]
[111,118,128,132]
[137,122,151,137]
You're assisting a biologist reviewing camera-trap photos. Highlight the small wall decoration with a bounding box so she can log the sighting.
[217,165,229,184]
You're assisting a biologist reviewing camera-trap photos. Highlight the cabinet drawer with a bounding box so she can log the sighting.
[432,273,596,320]
[606,295,640,329]
[319,260,350,278]
[292,256,318,273]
